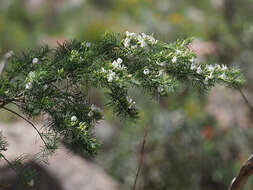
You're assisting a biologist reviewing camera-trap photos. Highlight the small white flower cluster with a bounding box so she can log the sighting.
[81,41,92,48]
[32,58,39,64]
[157,86,165,93]
[88,104,101,117]
[175,49,182,54]
[143,68,150,75]
[71,105,101,123]
[157,69,164,77]
[100,58,128,83]
[170,48,189,64]
[27,179,34,186]
[71,115,77,122]
[124,31,158,49]
[108,70,116,82]
[101,67,116,82]
[126,96,136,109]
[86,42,91,47]
[190,62,228,84]
[112,58,126,70]
[100,67,116,82]
[172,56,177,63]
[28,71,35,78]
[25,71,36,89]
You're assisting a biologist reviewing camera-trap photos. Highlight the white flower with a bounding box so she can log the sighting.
[150,37,158,44]
[157,70,164,77]
[25,82,32,89]
[172,56,177,63]
[190,57,195,63]
[112,60,119,68]
[219,73,226,80]
[27,179,34,186]
[141,33,157,44]
[108,71,116,82]
[126,31,130,36]
[101,67,106,73]
[158,86,164,93]
[221,64,228,71]
[125,32,157,49]
[207,65,214,72]
[124,38,130,48]
[126,96,132,103]
[28,71,35,78]
[91,105,96,111]
[71,116,77,122]
[32,58,39,64]
[126,31,137,37]
[131,45,137,50]
[6,51,14,58]
[143,68,150,75]
[139,38,147,48]
[141,33,147,38]
[197,66,202,74]
[112,58,126,70]
[117,58,123,64]
[86,42,91,47]
[126,96,136,108]
[90,104,101,112]
[88,111,94,117]
[190,63,197,70]
[176,49,182,54]
[147,36,158,44]
[208,72,213,79]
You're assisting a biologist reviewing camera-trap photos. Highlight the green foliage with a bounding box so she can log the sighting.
[0,1,251,188]
[0,31,244,156]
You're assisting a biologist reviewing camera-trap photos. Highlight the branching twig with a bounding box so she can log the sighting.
[227,87,253,190]
[1,106,50,150]
[0,153,25,184]
[237,86,253,114]
[132,126,148,190]
[228,155,253,190]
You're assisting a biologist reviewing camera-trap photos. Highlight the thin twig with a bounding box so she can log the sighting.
[228,155,253,190]
[1,106,50,149]
[237,86,253,113]
[0,153,25,184]
[227,87,253,190]
[132,126,148,190]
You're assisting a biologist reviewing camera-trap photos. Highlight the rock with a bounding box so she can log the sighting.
[0,122,118,190]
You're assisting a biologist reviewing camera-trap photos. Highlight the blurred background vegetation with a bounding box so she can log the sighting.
[1,0,253,189]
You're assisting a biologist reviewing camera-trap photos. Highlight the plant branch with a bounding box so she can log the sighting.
[1,106,50,150]
[237,86,253,114]
[227,87,253,190]
[132,126,148,190]
[0,153,25,184]
[228,155,253,190]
